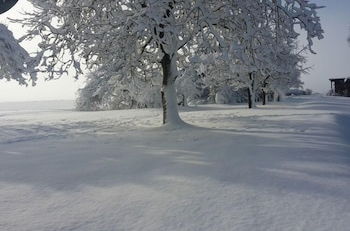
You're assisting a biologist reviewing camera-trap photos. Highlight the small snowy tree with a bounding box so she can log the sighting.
[261,46,309,105]
[194,0,323,108]
[175,68,204,106]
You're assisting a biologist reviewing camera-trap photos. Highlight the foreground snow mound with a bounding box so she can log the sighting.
[0,95,349,231]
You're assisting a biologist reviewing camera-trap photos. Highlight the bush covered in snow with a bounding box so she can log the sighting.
[286,88,313,96]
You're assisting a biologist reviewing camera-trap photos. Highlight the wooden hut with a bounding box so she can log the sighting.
[329,78,350,97]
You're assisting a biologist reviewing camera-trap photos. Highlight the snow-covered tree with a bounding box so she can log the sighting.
[260,46,309,105]
[76,65,203,110]
[19,0,232,125]
[175,68,204,106]
[233,0,322,108]
[76,67,162,111]
[19,0,323,125]
[192,0,323,108]
[0,23,36,86]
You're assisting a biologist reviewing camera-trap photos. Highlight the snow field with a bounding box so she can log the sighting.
[0,95,349,231]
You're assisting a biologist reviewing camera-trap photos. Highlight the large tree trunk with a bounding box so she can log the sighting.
[248,86,256,108]
[160,53,184,126]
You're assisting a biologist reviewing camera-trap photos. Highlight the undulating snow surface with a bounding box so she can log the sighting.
[0,95,349,231]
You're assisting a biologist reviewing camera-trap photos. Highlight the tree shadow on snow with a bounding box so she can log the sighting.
[0,123,349,201]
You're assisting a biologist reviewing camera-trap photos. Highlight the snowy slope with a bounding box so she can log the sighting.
[0,95,349,231]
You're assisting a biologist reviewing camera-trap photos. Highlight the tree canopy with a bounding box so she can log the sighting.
[18,0,324,125]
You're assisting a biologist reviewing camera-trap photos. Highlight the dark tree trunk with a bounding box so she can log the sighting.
[262,90,267,105]
[261,76,270,106]
[247,73,256,109]
[178,94,185,107]
[161,54,171,124]
[247,88,252,109]
[161,89,166,124]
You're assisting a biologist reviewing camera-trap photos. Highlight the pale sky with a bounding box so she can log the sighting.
[302,0,350,93]
[0,0,349,102]
[0,0,85,102]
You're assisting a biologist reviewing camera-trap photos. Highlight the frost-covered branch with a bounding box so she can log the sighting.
[0,23,37,86]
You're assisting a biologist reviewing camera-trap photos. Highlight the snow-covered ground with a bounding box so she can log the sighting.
[0,95,349,231]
